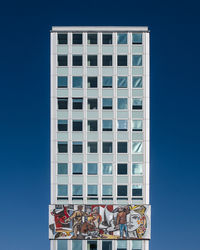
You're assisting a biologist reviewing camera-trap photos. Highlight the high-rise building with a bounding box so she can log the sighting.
[50,26,150,250]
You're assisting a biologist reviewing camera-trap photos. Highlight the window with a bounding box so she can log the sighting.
[58,120,68,131]
[132,240,142,250]
[132,185,142,196]
[88,120,98,131]
[73,163,83,175]
[57,240,68,250]
[132,33,142,44]
[88,77,97,88]
[88,33,97,44]
[118,55,127,66]
[88,185,98,196]
[88,142,98,153]
[132,98,142,110]
[117,240,127,250]
[117,185,127,196]
[102,241,112,250]
[102,163,112,175]
[88,163,98,175]
[88,98,98,110]
[103,34,112,44]
[103,76,112,88]
[118,98,128,109]
[73,141,83,153]
[72,241,82,250]
[58,98,68,109]
[87,241,97,250]
[103,55,112,66]
[58,184,68,197]
[58,76,68,88]
[88,55,97,66]
[117,33,127,44]
[58,55,67,66]
[118,76,127,88]
[132,76,142,88]
[103,185,112,196]
[58,142,68,153]
[73,55,82,66]
[118,142,128,153]
[132,120,142,131]
[132,55,142,66]
[73,120,82,131]
[117,120,128,131]
[132,142,143,153]
[103,98,112,109]
[132,163,143,175]
[103,142,112,153]
[103,120,112,131]
[58,33,68,44]
[72,76,82,88]
[72,98,83,109]
[73,185,83,196]
[73,34,82,44]
[118,164,127,175]
[58,163,68,175]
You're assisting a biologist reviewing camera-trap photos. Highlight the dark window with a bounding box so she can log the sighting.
[73,98,83,109]
[117,185,127,196]
[132,185,142,196]
[103,120,112,131]
[118,55,127,66]
[88,120,98,131]
[73,34,82,44]
[103,98,112,110]
[118,142,128,153]
[58,163,68,174]
[73,55,82,66]
[88,34,97,44]
[88,142,98,153]
[58,34,68,44]
[58,76,68,88]
[73,141,83,153]
[102,241,112,250]
[87,241,97,250]
[88,77,97,88]
[73,163,83,175]
[58,98,68,109]
[103,34,112,44]
[102,76,112,88]
[103,142,112,153]
[103,55,112,66]
[58,142,68,153]
[117,164,127,175]
[58,55,67,66]
[73,120,82,131]
[58,120,68,131]
[88,55,97,66]
[88,98,98,110]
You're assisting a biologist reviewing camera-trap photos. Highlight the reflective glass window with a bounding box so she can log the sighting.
[103,185,112,196]
[88,185,98,196]
[132,142,143,153]
[88,163,98,175]
[103,120,112,131]
[73,163,83,174]
[72,76,82,88]
[132,33,142,44]
[132,98,142,110]
[72,98,83,109]
[73,185,83,196]
[102,163,112,175]
[118,76,127,88]
[132,120,142,131]
[132,76,142,88]
[132,55,142,66]
[117,120,128,131]
[103,98,112,109]
[58,141,68,153]
[72,141,83,153]
[58,184,68,196]
[118,98,128,109]
[58,163,68,175]
[132,185,142,196]
[58,76,68,88]
[58,98,68,109]
[117,33,127,44]
[103,76,112,88]
[58,120,68,131]
[132,163,143,175]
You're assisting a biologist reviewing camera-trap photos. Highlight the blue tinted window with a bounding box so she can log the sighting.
[103,185,112,196]
[118,33,127,44]
[103,163,112,174]
[58,76,68,88]
[73,185,83,196]
[58,240,68,250]
[132,76,142,88]
[118,98,128,109]
[72,240,82,250]
[132,55,142,66]
[103,98,112,109]
[132,33,142,44]
[58,184,68,196]
[88,185,98,196]
[88,163,98,175]
[118,77,127,88]
[103,120,112,131]
[58,163,68,174]
[103,76,112,88]
[73,163,83,174]
[73,76,82,88]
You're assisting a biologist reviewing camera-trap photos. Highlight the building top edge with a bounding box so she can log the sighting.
[51,26,149,32]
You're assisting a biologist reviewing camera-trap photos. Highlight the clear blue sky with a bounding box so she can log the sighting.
[0,0,199,249]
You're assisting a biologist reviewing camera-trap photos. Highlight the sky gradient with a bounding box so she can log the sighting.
[0,0,199,249]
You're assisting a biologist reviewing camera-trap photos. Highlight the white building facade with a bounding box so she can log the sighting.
[50,26,150,250]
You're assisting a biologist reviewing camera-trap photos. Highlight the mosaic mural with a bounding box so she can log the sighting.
[49,204,150,240]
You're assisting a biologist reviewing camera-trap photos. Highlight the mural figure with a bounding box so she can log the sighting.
[49,204,151,240]
[116,206,130,238]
